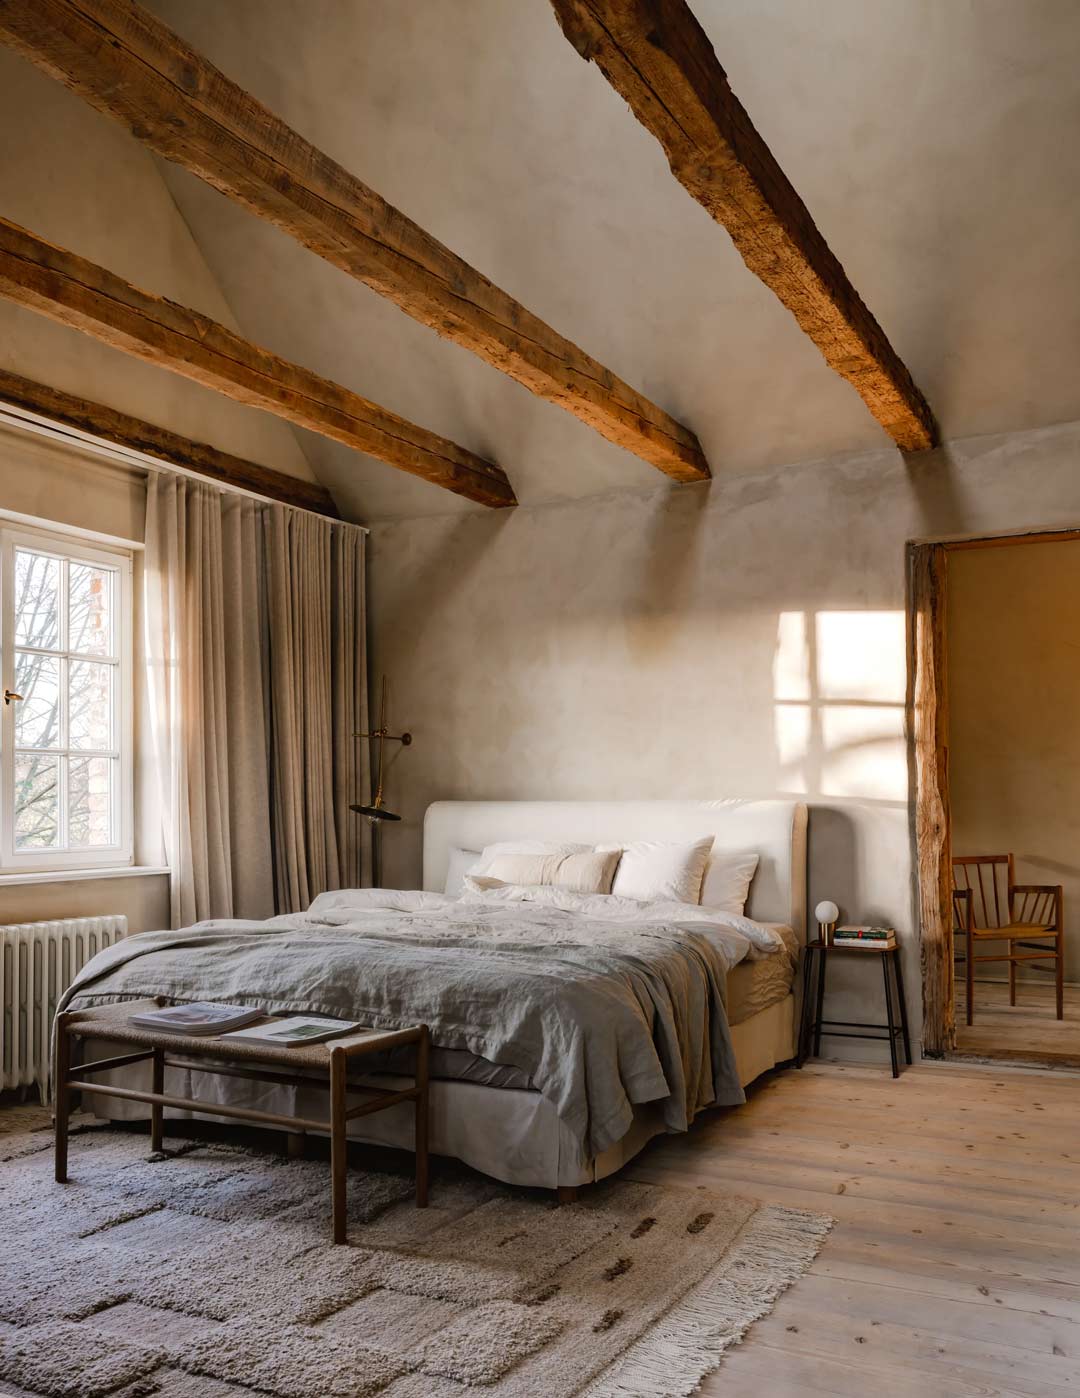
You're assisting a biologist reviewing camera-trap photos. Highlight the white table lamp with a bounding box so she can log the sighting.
[815,899,839,945]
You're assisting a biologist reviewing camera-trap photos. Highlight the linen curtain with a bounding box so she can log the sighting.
[144,474,369,925]
[264,507,370,912]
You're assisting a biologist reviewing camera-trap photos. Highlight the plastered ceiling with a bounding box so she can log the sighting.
[128,0,1080,521]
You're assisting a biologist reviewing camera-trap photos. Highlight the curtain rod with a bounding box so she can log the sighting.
[0,402,369,533]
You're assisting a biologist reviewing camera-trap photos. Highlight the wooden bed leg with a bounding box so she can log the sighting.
[557,1186,579,1205]
[286,1131,305,1159]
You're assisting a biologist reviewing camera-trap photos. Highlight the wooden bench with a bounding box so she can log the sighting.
[54,998,430,1243]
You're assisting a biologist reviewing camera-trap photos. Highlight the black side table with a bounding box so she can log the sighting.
[798,939,912,1077]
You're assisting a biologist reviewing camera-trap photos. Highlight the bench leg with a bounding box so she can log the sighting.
[150,1048,164,1152]
[330,1047,348,1244]
[415,1026,430,1208]
[54,1013,71,1184]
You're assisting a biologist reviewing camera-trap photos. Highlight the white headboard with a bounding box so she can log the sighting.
[423,799,808,934]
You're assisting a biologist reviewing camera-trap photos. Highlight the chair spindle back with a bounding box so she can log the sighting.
[951,855,1012,930]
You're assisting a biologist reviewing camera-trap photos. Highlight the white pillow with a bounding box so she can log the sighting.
[700,851,760,915]
[609,836,714,905]
[472,840,593,875]
[481,848,621,896]
[443,846,481,897]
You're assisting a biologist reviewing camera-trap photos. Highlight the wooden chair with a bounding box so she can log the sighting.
[952,855,1063,1025]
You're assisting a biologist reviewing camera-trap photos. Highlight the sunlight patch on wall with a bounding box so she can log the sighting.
[774,609,906,802]
[773,609,811,701]
[816,611,906,703]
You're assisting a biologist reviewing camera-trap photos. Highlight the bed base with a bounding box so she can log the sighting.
[80,994,796,1192]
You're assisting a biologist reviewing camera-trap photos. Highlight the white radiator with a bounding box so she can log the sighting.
[0,915,127,1098]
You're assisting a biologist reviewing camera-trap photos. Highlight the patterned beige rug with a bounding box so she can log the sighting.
[0,1112,831,1398]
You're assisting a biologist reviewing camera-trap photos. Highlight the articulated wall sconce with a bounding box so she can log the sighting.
[351,675,411,824]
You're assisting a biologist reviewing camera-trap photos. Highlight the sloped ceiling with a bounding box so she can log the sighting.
[141,0,1080,522]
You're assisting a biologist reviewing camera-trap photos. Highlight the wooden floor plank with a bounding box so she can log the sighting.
[4,1059,1077,1395]
[957,981,1080,1066]
[627,1057,1080,1393]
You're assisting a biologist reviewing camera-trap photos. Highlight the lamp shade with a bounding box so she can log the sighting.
[350,803,402,822]
[814,899,839,925]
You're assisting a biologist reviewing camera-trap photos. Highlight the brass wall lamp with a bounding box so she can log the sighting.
[350,676,411,823]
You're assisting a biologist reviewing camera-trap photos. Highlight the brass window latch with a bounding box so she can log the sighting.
[3,690,23,706]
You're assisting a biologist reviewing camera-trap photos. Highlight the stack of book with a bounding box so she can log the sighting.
[833,925,896,950]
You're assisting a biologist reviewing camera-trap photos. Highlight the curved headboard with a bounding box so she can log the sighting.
[423,799,808,935]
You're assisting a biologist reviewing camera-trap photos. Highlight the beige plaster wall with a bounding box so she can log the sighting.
[948,538,1080,982]
[369,418,1080,1062]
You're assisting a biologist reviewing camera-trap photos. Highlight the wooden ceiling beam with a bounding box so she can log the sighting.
[0,367,339,517]
[550,0,938,453]
[0,217,517,508]
[0,0,709,484]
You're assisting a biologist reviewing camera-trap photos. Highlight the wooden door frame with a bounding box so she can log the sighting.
[910,527,1080,1057]
[909,540,953,1055]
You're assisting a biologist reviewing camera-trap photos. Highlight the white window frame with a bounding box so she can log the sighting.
[0,523,133,872]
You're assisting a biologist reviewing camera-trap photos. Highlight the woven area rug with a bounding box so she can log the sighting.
[0,1112,831,1398]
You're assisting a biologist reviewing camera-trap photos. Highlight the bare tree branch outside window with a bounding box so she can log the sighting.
[11,547,116,851]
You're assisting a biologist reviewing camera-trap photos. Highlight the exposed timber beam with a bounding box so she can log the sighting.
[0,217,516,508]
[0,367,339,516]
[0,0,709,484]
[550,0,938,453]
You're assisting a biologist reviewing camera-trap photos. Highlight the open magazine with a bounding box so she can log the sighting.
[222,1015,363,1047]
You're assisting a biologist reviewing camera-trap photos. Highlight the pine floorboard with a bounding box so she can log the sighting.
[4,1061,1079,1395]
[624,1059,1080,1396]
[956,980,1080,1066]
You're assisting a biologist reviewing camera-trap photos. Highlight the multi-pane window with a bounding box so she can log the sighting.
[1,526,132,870]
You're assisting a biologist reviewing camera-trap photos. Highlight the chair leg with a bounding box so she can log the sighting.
[1057,933,1065,1021]
[966,926,974,1026]
[1009,950,1017,1007]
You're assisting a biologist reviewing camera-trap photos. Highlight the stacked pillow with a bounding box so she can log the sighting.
[473,844,621,895]
[444,835,758,914]
[604,836,714,904]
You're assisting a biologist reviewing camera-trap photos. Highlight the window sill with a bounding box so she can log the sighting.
[0,865,169,888]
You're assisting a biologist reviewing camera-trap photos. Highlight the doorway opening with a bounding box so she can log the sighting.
[912,530,1080,1067]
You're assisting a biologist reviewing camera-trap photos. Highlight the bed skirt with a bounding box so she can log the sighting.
[79,994,796,1190]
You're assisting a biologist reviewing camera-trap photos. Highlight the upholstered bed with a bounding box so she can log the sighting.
[71,798,807,1190]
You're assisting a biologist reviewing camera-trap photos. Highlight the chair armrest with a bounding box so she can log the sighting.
[1009,883,1063,929]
